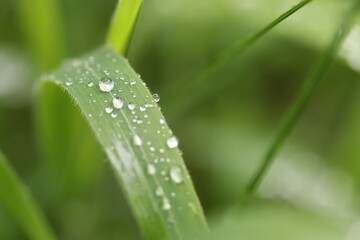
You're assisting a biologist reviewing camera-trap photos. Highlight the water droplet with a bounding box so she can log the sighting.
[159,119,165,125]
[65,81,73,86]
[155,186,164,196]
[128,103,136,110]
[130,79,136,85]
[113,97,124,109]
[99,77,114,92]
[133,134,142,146]
[162,197,171,210]
[88,82,94,87]
[111,113,117,118]
[152,93,160,102]
[103,69,110,76]
[147,164,156,175]
[166,136,178,149]
[139,106,146,112]
[170,166,183,184]
[105,107,113,113]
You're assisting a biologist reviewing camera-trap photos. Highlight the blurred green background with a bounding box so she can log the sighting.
[1,0,360,239]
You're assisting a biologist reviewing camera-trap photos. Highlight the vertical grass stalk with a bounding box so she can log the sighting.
[19,0,65,71]
[106,0,143,56]
[240,0,360,206]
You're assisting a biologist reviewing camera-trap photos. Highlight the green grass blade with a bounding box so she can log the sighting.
[106,0,143,55]
[240,1,360,206]
[19,0,65,71]
[35,87,103,195]
[39,46,208,239]
[21,0,101,196]
[162,0,313,118]
[0,151,55,240]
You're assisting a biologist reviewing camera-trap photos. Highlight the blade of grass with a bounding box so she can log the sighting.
[24,0,103,195]
[19,0,65,71]
[239,0,360,206]
[36,88,103,195]
[39,46,208,239]
[0,151,55,240]
[162,0,313,119]
[106,0,143,56]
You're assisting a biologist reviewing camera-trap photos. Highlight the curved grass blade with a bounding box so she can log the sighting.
[39,46,208,239]
[240,0,360,206]
[106,0,143,56]
[162,0,313,118]
[0,151,55,240]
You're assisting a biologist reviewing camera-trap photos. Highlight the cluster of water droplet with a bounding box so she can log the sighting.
[54,50,194,218]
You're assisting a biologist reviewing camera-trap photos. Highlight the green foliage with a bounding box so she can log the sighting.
[162,0,314,118]
[1,0,360,239]
[240,0,360,205]
[19,0,64,71]
[0,151,55,240]
[39,46,207,239]
[107,0,143,55]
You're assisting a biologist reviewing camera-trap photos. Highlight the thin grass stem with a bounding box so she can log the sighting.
[106,0,143,56]
[239,0,360,206]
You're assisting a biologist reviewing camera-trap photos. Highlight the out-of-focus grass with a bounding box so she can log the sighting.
[106,0,143,55]
[1,0,360,239]
[0,151,55,240]
[241,0,360,205]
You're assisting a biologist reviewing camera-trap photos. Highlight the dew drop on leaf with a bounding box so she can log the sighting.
[166,136,179,149]
[147,164,156,175]
[133,134,142,146]
[113,97,124,109]
[170,166,183,184]
[105,107,113,113]
[128,103,136,110]
[162,197,171,210]
[155,186,164,196]
[99,77,114,92]
[152,93,160,102]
